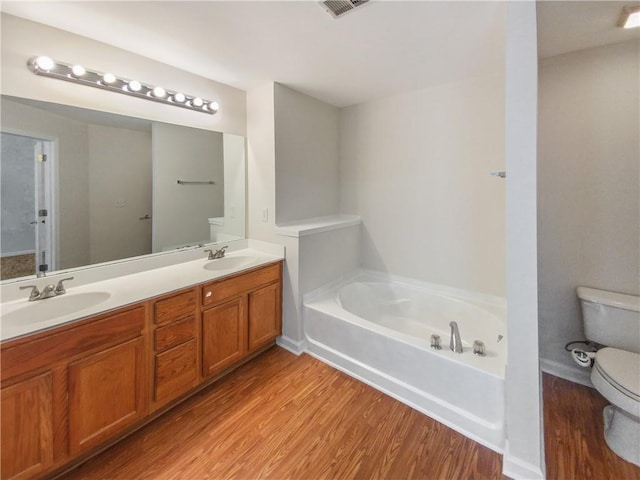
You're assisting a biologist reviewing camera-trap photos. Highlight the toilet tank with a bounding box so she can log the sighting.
[577,287,640,354]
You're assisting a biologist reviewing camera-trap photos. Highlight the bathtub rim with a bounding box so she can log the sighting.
[303,268,507,379]
[305,287,506,380]
[304,268,507,313]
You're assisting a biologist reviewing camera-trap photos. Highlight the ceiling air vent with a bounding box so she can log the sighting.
[319,0,370,19]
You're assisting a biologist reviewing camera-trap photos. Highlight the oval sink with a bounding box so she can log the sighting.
[203,256,257,271]
[2,292,112,325]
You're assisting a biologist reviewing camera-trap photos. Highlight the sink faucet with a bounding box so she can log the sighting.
[449,321,463,353]
[204,246,228,260]
[20,277,74,302]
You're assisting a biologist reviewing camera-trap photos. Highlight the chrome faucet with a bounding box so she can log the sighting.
[449,321,463,353]
[204,246,228,260]
[20,277,74,302]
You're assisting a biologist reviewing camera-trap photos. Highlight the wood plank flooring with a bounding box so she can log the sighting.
[58,347,640,480]
[544,373,640,480]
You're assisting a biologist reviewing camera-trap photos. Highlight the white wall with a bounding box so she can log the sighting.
[538,40,640,382]
[220,134,246,240]
[503,2,544,478]
[88,124,152,264]
[152,123,224,251]
[247,83,302,345]
[339,73,506,297]
[1,97,91,270]
[274,83,340,224]
[299,225,361,297]
[1,13,246,136]
[247,83,359,352]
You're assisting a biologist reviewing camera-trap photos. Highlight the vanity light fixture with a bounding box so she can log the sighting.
[70,65,86,77]
[618,5,640,28]
[27,56,219,115]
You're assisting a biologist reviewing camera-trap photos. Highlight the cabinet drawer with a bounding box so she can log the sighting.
[202,263,280,307]
[154,289,196,327]
[154,340,197,404]
[154,317,196,353]
[2,306,145,382]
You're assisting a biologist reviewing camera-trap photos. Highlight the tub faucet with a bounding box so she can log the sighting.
[449,321,463,353]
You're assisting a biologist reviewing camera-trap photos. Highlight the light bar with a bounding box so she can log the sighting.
[27,56,219,115]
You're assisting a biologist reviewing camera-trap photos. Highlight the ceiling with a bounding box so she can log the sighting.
[1,1,638,108]
[0,1,505,107]
[537,1,639,58]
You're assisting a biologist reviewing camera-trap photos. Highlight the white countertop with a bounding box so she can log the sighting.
[0,241,284,342]
[274,214,361,237]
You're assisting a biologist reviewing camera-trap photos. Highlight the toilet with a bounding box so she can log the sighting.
[577,286,640,466]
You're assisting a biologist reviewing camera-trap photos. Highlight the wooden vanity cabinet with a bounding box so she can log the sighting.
[201,263,282,378]
[0,305,148,480]
[150,288,199,410]
[1,373,54,480]
[0,260,282,480]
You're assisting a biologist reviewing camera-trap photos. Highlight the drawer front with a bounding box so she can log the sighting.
[154,289,196,327]
[154,317,196,353]
[154,340,197,404]
[202,263,280,307]
[2,306,145,382]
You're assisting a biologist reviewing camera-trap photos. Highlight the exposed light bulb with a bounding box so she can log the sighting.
[35,56,55,71]
[152,86,166,98]
[624,10,640,28]
[128,80,142,92]
[102,73,117,84]
[27,56,216,115]
[71,65,86,77]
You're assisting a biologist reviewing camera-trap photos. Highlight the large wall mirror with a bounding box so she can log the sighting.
[0,95,246,282]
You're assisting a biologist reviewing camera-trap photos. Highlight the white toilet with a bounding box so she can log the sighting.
[577,286,640,466]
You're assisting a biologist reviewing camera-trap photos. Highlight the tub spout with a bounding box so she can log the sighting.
[449,321,463,353]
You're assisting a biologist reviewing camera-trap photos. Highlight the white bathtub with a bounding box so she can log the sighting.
[303,270,507,452]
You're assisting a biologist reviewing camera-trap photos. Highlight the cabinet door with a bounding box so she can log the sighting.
[1,373,54,480]
[154,339,197,405]
[202,298,246,377]
[248,282,281,352]
[68,337,146,455]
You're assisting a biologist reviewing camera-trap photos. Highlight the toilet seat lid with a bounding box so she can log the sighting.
[595,347,640,402]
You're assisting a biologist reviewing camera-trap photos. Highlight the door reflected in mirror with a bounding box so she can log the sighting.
[0,95,245,281]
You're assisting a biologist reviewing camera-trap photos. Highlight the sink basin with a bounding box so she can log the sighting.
[203,255,257,271]
[2,291,111,325]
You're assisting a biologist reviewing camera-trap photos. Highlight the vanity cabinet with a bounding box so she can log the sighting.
[0,305,147,479]
[151,288,199,409]
[67,336,147,454]
[201,263,282,378]
[0,259,282,480]
[1,373,54,480]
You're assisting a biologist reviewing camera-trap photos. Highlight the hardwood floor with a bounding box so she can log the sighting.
[58,347,640,480]
[544,373,640,480]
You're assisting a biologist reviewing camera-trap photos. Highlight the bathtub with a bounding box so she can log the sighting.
[303,270,507,452]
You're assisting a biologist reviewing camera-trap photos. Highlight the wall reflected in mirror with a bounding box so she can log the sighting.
[0,95,245,281]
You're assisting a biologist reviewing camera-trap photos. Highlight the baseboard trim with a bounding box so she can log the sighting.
[502,440,545,480]
[276,335,306,355]
[540,357,593,388]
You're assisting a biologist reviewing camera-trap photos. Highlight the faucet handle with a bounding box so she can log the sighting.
[204,249,214,260]
[19,285,41,300]
[55,277,74,295]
